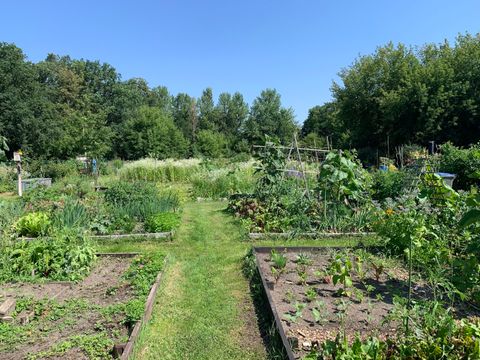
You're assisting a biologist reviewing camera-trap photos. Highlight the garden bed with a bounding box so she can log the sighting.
[17,231,174,242]
[248,232,374,240]
[253,246,478,359]
[0,253,165,360]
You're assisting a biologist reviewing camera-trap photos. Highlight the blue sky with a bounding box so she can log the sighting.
[1,1,480,123]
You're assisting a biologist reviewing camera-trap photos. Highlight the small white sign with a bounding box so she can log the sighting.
[13,152,21,162]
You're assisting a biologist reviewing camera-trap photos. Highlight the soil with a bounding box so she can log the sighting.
[256,248,426,359]
[0,255,139,360]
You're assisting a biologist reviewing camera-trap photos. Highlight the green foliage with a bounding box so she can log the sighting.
[24,160,81,180]
[304,34,480,154]
[371,169,412,201]
[104,180,179,223]
[194,130,228,158]
[52,200,89,230]
[317,151,370,205]
[0,232,95,281]
[438,142,480,190]
[190,163,256,199]
[122,252,165,296]
[244,89,297,145]
[119,158,202,182]
[145,212,181,232]
[118,105,188,160]
[330,254,353,296]
[14,211,51,237]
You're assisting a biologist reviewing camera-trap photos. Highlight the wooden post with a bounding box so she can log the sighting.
[14,152,22,197]
[17,163,22,197]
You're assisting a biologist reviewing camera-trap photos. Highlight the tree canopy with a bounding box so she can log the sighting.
[302,34,480,157]
[0,42,297,160]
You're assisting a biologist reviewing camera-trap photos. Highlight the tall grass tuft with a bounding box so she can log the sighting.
[190,162,257,199]
[119,158,202,182]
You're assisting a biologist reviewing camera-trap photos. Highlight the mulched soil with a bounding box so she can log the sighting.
[0,255,138,360]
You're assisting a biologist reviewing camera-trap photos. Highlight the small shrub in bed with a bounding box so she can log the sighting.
[0,231,96,281]
[145,212,181,232]
[14,211,51,237]
[371,169,412,201]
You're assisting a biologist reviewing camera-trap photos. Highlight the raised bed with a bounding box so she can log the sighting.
[252,246,452,359]
[249,232,374,240]
[18,231,174,242]
[0,253,166,359]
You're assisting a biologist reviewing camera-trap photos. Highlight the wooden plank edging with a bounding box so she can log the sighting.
[119,256,168,360]
[248,231,374,240]
[17,231,174,242]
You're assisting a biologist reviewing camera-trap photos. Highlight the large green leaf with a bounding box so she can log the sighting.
[459,209,480,228]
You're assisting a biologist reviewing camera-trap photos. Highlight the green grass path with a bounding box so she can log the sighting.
[133,201,267,360]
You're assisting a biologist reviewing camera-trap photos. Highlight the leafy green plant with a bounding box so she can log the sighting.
[0,231,95,281]
[330,254,353,296]
[145,212,181,232]
[296,253,313,266]
[283,302,306,324]
[304,286,317,302]
[311,300,327,325]
[53,200,89,230]
[270,249,287,270]
[14,212,51,237]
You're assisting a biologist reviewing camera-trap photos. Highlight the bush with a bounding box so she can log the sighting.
[371,170,413,201]
[194,130,228,158]
[25,160,81,180]
[438,142,480,190]
[104,181,158,206]
[14,211,51,237]
[145,212,181,232]
[0,231,96,281]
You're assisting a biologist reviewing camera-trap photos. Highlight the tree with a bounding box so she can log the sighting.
[119,106,187,160]
[194,130,228,158]
[215,92,248,136]
[244,89,297,145]
[172,93,197,144]
[0,43,38,154]
[197,88,217,131]
[301,102,342,147]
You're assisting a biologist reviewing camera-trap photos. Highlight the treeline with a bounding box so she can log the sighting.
[0,43,297,160]
[302,33,480,161]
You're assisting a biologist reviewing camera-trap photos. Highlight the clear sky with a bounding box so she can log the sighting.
[1,1,480,123]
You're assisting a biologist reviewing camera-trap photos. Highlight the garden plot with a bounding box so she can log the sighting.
[0,253,164,360]
[254,247,478,359]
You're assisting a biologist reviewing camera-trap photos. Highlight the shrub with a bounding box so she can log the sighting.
[145,212,181,232]
[25,160,81,180]
[194,130,228,158]
[371,170,413,201]
[104,181,157,206]
[14,211,51,237]
[438,142,480,190]
[0,231,96,281]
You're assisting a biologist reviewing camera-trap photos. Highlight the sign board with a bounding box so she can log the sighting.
[13,152,21,162]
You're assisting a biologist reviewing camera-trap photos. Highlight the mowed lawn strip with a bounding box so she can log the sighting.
[133,201,267,360]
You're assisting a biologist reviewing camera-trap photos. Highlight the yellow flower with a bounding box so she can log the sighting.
[385,208,394,216]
